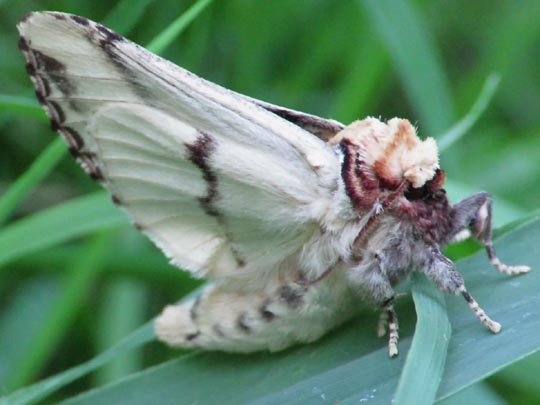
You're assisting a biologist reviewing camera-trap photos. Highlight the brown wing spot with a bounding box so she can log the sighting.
[47,100,65,127]
[260,104,345,141]
[96,24,123,42]
[23,50,52,103]
[186,132,248,267]
[59,127,85,154]
[18,37,29,52]
[33,50,65,72]
[71,15,90,26]
[78,152,104,182]
[18,30,104,185]
[34,89,46,106]
[25,62,35,76]
[38,76,51,97]
[89,168,104,182]
[29,50,76,98]
[18,13,32,24]
[51,12,67,20]
[185,131,219,217]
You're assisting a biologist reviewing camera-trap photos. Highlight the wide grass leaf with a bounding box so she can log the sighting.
[7,232,115,390]
[53,218,540,404]
[0,192,125,268]
[394,273,451,405]
[0,276,61,387]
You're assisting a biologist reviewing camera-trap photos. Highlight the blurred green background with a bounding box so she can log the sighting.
[0,0,539,403]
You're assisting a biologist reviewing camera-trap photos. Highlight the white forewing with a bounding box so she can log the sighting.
[18,12,348,288]
[91,104,325,281]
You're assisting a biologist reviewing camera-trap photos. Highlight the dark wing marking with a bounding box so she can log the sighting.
[240,96,345,141]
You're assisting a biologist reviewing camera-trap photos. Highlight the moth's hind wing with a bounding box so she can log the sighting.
[18,12,342,287]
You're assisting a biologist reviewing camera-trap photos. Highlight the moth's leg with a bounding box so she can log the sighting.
[376,298,399,357]
[423,247,501,333]
[451,192,530,275]
[352,252,400,357]
[377,292,406,338]
[376,307,388,337]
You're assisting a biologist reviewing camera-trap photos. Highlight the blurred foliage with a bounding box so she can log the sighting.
[0,0,539,403]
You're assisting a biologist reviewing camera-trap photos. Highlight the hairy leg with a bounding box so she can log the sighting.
[423,247,501,333]
[451,192,530,275]
[376,298,399,357]
[350,252,400,357]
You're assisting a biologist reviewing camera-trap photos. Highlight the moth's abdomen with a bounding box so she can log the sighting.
[155,276,359,352]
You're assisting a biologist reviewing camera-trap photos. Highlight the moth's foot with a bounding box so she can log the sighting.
[487,319,502,334]
[378,304,399,357]
[486,243,530,275]
[490,257,530,275]
[377,311,399,356]
[388,337,399,357]
[387,312,399,357]
[459,285,501,333]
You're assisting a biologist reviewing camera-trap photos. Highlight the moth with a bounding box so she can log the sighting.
[18,12,530,357]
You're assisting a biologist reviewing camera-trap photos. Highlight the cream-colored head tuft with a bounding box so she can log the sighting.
[330,117,439,188]
[400,136,438,187]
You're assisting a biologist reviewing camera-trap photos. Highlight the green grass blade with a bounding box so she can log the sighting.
[0,192,125,268]
[394,273,452,404]
[454,1,540,119]
[145,0,214,54]
[0,277,60,387]
[0,137,66,225]
[488,352,540,403]
[437,218,540,400]
[330,39,390,122]
[94,279,147,386]
[438,74,501,152]
[1,291,201,405]
[7,232,115,390]
[362,0,455,135]
[2,324,155,405]
[438,382,504,404]
[0,95,44,119]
